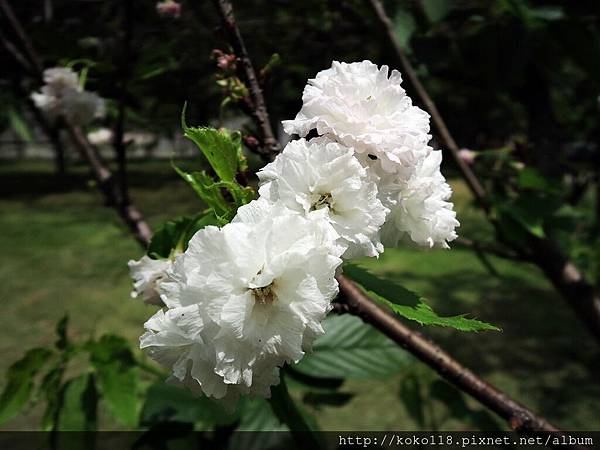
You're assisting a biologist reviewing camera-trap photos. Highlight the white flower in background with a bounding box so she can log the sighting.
[41,67,79,93]
[128,255,174,306]
[156,0,181,18]
[62,89,105,126]
[87,127,114,146]
[282,60,431,173]
[141,212,342,400]
[258,137,387,258]
[379,151,459,248]
[30,67,105,126]
[124,130,157,147]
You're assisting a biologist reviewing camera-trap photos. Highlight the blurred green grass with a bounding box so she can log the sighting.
[1,160,599,431]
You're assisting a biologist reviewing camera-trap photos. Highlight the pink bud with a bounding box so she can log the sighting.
[156,1,181,19]
[217,54,237,71]
[458,148,476,165]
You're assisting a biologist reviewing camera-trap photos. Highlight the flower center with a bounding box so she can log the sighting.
[252,284,276,305]
[310,192,334,212]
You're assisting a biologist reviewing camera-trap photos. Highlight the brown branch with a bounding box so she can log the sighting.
[335,274,570,437]
[1,31,67,175]
[366,0,488,211]
[1,0,152,249]
[211,0,281,161]
[0,0,44,77]
[65,123,152,247]
[366,0,600,343]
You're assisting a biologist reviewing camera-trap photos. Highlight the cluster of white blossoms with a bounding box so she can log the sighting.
[133,60,458,404]
[31,67,105,126]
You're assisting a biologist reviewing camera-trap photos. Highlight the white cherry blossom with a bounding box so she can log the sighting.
[128,255,173,306]
[141,212,341,400]
[30,67,105,126]
[282,60,430,173]
[379,151,459,248]
[258,137,387,258]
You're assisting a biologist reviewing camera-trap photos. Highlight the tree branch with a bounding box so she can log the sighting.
[211,0,281,161]
[0,0,44,77]
[64,123,152,247]
[334,274,570,436]
[1,0,152,249]
[365,0,600,343]
[366,0,488,211]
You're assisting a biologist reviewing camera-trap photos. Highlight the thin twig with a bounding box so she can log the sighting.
[211,0,281,161]
[0,0,44,77]
[1,33,66,175]
[65,123,152,247]
[367,0,488,210]
[366,0,600,343]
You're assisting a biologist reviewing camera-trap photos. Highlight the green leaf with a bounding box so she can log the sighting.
[0,348,54,425]
[88,335,139,427]
[57,374,97,431]
[270,378,323,449]
[55,315,69,350]
[430,380,502,430]
[294,314,411,379]
[261,53,282,77]
[140,383,235,428]
[517,167,556,193]
[302,392,354,410]
[400,374,425,427]
[422,0,451,24]
[393,7,416,50]
[344,264,499,332]
[8,108,33,143]
[147,214,220,259]
[270,377,319,432]
[40,364,66,431]
[230,398,292,450]
[181,109,240,183]
[283,366,344,392]
[172,164,232,218]
[504,203,545,238]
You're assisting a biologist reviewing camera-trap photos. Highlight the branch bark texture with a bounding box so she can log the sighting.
[335,275,567,435]
[366,0,600,342]
[212,0,281,161]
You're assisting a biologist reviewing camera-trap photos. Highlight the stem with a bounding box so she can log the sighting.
[65,123,152,248]
[0,0,44,76]
[211,0,281,161]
